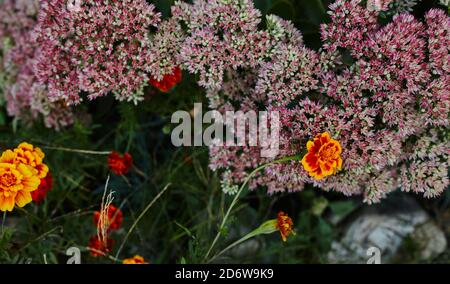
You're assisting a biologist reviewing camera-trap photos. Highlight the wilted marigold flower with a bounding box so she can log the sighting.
[31,172,53,203]
[88,235,114,257]
[93,204,123,232]
[301,132,342,180]
[108,152,133,175]
[149,66,182,92]
[0,150,41,212]
[13,142,49,179]
[123,255,148,264]
[276,211,294,242]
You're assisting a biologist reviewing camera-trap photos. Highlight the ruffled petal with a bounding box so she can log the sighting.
[15,191,32,208]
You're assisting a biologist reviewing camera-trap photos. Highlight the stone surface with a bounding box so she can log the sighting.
[328,195,430,264]
[409,221,447,260]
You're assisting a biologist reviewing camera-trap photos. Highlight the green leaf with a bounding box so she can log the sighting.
[316,218,333,250]
[0,111,5,126]
[180,257,187,264]
[298,0,327,25]
[311,196,329,216]
[254,0,277,15]
[267,0,296,20]
[0,227,13,250]
[329,200,356,220]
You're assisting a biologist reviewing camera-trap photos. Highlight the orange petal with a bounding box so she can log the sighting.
[22,176,41,192]
[331,140,342,155]
[310,170,324,180]
[336,157,343,170]
[319,132,331,144]
[0,150,16,163]
[301,153,318,172]
[17,142,34,151]
[36,164,49,179]
[15,191,32,208]
[319,161,334,177]
[0,194,16,212]
[306,141,315,151]
[16,163,34,178]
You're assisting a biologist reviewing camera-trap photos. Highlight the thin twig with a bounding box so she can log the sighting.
[20,226,63,251]
[115,183,171,259]
[98,176,115,248]
[49,206,96,222]
[41,146,111,155]
[81,246,122,263]
[132,165,148,179]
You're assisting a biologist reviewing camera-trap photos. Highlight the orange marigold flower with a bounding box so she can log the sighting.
[13,142,49,179]
[0,150,41,212]
[31,172,53,203]
[88,235,114,257]
[122,255,148,264]
[276,211,294,242]
[108,152,133,175]
[149,66,182,92]
[301,132,342,180]
[93,204,123,232]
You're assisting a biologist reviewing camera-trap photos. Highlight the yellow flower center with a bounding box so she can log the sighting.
[0,167,24,197]
[0,172,18,187]
[318,143,335,161]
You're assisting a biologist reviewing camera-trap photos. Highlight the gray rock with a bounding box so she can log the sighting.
[409,221,447,260]
[328,195,430,264]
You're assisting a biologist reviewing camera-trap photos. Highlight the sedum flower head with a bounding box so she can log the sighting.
[208,0,449,204]
[35,0,161,104]
[174,0,278,90]
[0,0,74,130]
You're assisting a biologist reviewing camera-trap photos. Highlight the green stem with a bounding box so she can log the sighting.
[1,211,6,236]
[125,130,134,153]
[20,226,63,251]
[115,183,171,259]
[41,146,111,155]
[207,230,261,264]
[203,155,301,262]
[80,246,122,263]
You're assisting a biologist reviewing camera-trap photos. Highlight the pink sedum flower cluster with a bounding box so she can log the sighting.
[172,0,298,90]
[0,0,448,203]
[147,18,185,82]
[0,0,74,130]
[34,0,161,105]
[367,0,421,13]
[207,0,450,204]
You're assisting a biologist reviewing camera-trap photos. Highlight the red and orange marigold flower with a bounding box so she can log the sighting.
[301,132,342,180]
[88,235,114,257]
[93,204,123,232]
[149,66,182,92]
[108,152,133,175]
[122,255,148,264]
[276,211,295,242]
